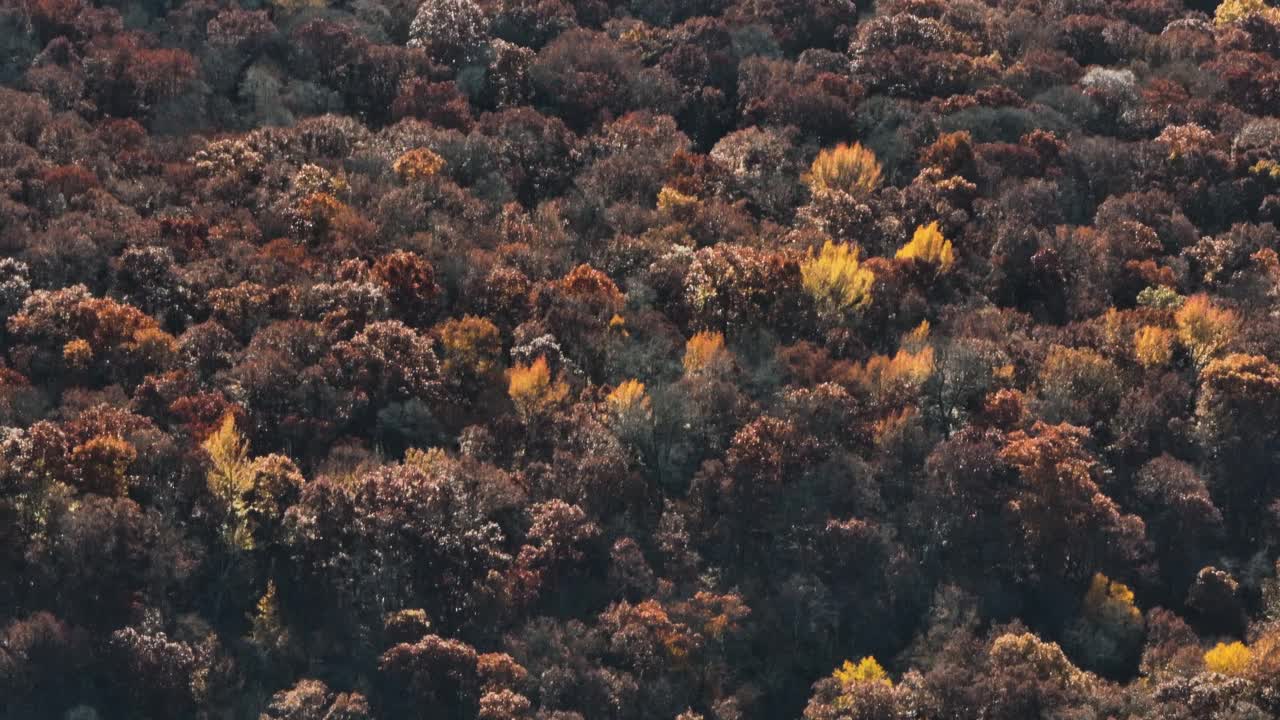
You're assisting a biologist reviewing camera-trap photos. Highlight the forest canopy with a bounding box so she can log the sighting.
[4,0,1280,718]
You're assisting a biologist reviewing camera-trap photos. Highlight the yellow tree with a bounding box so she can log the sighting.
[507,356,568,419]
[248,580,291,656]
[1214,0,1280,25]
[435,315,503,384]
[1082,573,1142,628]
[801,241,875,320]
[1133,325,1174,368]
[683,331,731,376]
[804,143,882,199]
[805,655,898,718]
[1175,295,1238,369]
[1204,641,1252,676]
[204,413,256,551]
[896,221,955,271]
[832,656,891,687]
[1065,572,1144,674]
[607,379,652,419]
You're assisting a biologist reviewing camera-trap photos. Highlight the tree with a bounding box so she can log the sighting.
[998,422,1146,584]
[408,0,490,67]
[507,356,568,420]
[69,434,136,497]
[436,315,504,404]
[1195,353,1280,534]
[803,143,882,200]
[283,462,509,637]
[895,221,955,272]
[801,241,875,321]
[1175,295,1238,369]
[1064,573,1144,676]
[379,634,481,718]
[1036,345,1122,429]
[393,148,447,184]
[1133,325,1174,368]
[980,632,1097,720]
[683,331,730,376]
[372,250,440,321]
[803,656,901,720]
[1215,0,1280,26]
[203,413,255,552]
[261,679,371,720]
[1204,641,1252,676]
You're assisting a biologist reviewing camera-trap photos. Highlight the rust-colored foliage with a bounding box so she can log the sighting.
[6,0,1280,716]
[70,435,136,496]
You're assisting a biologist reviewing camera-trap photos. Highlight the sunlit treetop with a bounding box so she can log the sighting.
[1204,641,1252,676]
[804,143,882,199]
[832,656,891,687]
[393,147,447,183]
[896,221,955,271]
[801,240,875,319]
[1175,295,1239,369]
[684,330,731,376]
[1214,0,1280,25]
[607,379,651,417]
[507,356,569,418]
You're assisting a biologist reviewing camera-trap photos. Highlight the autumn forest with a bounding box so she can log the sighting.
[3,0,1280,717]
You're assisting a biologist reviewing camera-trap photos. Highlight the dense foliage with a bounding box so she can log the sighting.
[5,0,1280,717]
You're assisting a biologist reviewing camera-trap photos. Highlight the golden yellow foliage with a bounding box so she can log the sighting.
[801,241,875,318]
[248,580,290,652]
[904,320,931,350]
[1204,641,1252,676]
[805,143,882,198]
[872,405,921,450]
[832,656,891,687]
[1175,294,1239,369]
[1082,573,1142,627]
[436,315,503,380]
[657,185,699,212]
[393,147,446,183]
[1133,325,1174,368]
[507,356,569,418]
[204,413,256,551]
[683,331,730,375]
[896,221,955,271]
[1215,0,1280,25]
[856,346,935,401]
[609,314,628,335]
[1251,159,1280,181]
[404,447,448,473]
[607,379,652,417]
